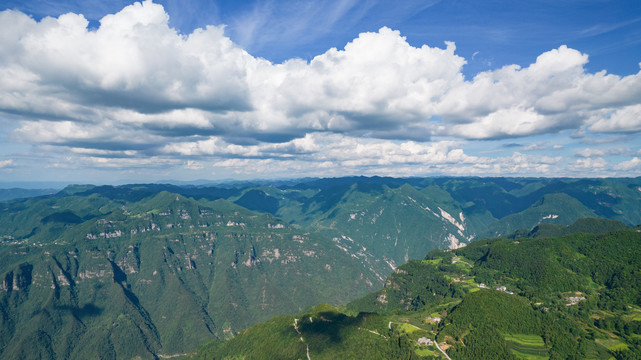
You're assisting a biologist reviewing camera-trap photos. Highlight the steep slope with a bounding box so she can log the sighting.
[189,221,641,360]
[190,303,418,360]
[508,217,630,239]
[224,177,641,269]
[482,193,597,237]
[39,177,641,271]
[0,189,381,359]
[526,178,641,225]
[274,182,492,268]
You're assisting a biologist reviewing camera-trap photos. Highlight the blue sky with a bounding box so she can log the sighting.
[0,0,640,183]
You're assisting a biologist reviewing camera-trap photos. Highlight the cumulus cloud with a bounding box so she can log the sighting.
[0,159,14,168]
[184,160,204,170]
[568,157,608,173]
[0,3,254,113]
[575,147,630,158]
[613,157,641,171]
[206,149,565,178]
[1,1,640,178]
[589,104,641,133]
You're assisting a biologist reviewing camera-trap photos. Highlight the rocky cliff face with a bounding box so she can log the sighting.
[0,191,381,359]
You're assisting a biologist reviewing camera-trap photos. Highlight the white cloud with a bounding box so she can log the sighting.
[1,1,641,178]
[613,157,641,171]
[0,1,255,117]
[162,133,477,167]
[184,160,204,170]
[589,104,641,133]
[568,157,608,172]
[0,159,14,168]
[575,147,629,158]
[3,2,641,146]
[523,142,547,151]
[162,133,566,178]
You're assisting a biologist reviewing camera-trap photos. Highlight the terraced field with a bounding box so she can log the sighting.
[624,306,641,321]
[504,333,548,360]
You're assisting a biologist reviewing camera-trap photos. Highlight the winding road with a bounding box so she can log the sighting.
[435,342,452,360]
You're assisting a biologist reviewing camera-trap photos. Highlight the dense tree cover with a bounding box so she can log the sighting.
[508,218,629,239]
[440,290,542,339]
[444,230,641,359]
[0,191,382,359]
[190,304,420,360]
[2,176,641,359]
[446,324,517,360]
[456,230,641,304]
[188,224,641,360]
[348,260,465,313]
[462,237,589,296]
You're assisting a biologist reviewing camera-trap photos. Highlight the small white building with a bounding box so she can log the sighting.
[426,316,441,323]
[417,337,433,346]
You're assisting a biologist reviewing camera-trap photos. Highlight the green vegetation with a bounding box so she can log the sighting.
[2,177,641,359]
[503,334,548,360]
[191,220,641,360]
[189,304,420,360]
[0,187,382,359]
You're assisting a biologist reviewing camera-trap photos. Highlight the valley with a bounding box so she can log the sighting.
[1,176,640,359]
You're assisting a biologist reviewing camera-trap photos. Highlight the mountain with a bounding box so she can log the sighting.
[38,177,641,271]
[482,193,598,238]
[227,177,641,267]
[280,182,489,267]
[0,188,59,202]
[0,189,381,359]
[189,220,641,359]
[2,177,641,359]
[507,217,630,239]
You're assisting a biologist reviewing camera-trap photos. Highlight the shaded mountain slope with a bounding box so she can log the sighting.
[0,190,381,359]
[190,220,641,360]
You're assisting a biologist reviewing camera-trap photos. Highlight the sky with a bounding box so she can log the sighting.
[0,0,641,184]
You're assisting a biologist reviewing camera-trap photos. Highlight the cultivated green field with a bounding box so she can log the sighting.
[504,333,548,360]
[414,346,439,357]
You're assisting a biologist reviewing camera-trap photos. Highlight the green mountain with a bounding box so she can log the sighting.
[222,177,641,269]
[0,187,59,202]
[482,193,598,238]
[508,217,630,239]
[0,189,381,359]
[190,303,418,360]
[189,220,641,359]
[240,182,495,268]
[2,177,641,359]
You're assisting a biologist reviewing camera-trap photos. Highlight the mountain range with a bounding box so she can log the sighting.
[1,176,640,358]
[189,220,641,359]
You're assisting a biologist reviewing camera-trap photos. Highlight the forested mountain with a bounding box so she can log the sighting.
[190,221,641,359]
[1,177,640,359]
[0,189,381,358]
[0,188,59,202]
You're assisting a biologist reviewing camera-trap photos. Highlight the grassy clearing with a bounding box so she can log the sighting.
[422,258,442,265]
[607,343,629,352]
[398,323,423,334]
[596,337,629,352]
[414,347,438,357]
[624,306,641,321]
[504,333,548,360]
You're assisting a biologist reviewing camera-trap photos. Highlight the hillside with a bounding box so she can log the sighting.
[0,190,382,359]
[225,177,641,267]
[189,221,641,359]
[1,177,641,358]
